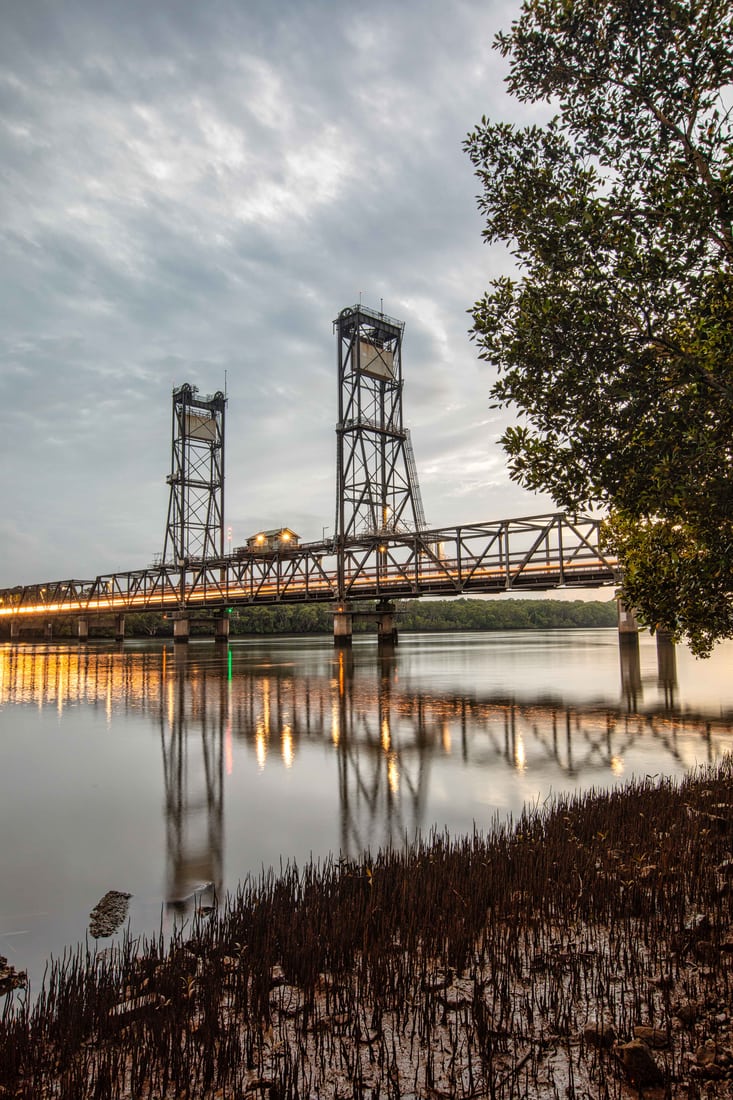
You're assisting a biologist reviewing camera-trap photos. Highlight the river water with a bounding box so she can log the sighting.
[1,628,732,995]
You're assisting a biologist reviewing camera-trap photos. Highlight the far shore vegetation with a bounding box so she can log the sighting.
[6,597,619,640]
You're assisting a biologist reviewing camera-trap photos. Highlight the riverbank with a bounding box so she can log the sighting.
[2,761,733,1098]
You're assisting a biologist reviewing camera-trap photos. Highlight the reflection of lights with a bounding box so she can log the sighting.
[1,649,169,716]
[442,722,452,754]
[610,755,624,776]
[262,679,270,737]
[225,722,233,776]
[387,753,399,794]
[282,724,294,768]
[331,702,340,746]
[57,661,65,717]
[381,717,391,752]
[255,719,267,770]
[514,731,526,772]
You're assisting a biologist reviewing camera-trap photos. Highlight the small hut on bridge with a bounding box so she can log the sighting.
[242,528,300,554]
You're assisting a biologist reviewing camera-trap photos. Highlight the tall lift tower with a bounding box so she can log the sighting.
[163,384,227,565]
[334,304,426,544]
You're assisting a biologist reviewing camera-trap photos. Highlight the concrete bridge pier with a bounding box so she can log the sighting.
[77,618,89,643]
[44,621,53,641]
[617,599,641,707]
[376,601,398,644]
[9,620,20,642]
[617,598,640,644]
[333,606,353,645]
[214,613,230,644]
[114,614,125,642]
[173,613,190,644]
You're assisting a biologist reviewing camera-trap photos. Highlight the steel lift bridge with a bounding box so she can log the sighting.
[0,304,619,644]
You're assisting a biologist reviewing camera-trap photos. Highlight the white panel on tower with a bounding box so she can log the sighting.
[358,340,394,380]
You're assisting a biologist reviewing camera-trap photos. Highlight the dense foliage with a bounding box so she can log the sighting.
[465,0,733,655]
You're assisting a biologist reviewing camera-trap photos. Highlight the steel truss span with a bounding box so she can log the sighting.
[0,513,617,622]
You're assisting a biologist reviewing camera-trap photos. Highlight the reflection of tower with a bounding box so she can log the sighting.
[334,644,431,858]
[161,650,224,909]
[163,383,227,565]
[334,306,426,573]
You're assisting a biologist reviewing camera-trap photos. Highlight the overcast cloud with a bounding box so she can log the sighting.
[0,0,557,586]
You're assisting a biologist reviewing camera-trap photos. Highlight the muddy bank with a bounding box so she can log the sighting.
[2,761,733,1097]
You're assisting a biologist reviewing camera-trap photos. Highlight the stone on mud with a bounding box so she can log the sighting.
[89,890,132,939]
[615,1039,664,1086]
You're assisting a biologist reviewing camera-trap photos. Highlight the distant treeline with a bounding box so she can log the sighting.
[5,598,619,640]
[120,597,617,637]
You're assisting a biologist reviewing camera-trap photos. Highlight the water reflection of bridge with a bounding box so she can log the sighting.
[1,641,732,905]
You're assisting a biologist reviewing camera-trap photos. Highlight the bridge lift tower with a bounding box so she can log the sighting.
[334,304,426,545]
[163,384,227,566]
[333,304,427,641]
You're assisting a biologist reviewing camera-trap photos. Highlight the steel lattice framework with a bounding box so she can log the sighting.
[163,384,227,565]
[335,305,427,549]
[0,513,618,623]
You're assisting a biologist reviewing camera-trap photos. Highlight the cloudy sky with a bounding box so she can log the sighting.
[1,0,557,587]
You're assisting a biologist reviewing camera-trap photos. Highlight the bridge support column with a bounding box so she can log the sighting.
[214,613,230,645]
[376,601,398,644]
[173,613,190,644]
[114,614,125,642]
[77,618,89,643]
[44,621,53,640]
[9,620,20,642]
[333,608,353,645]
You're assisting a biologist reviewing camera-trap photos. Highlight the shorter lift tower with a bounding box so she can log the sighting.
[163,384,227,565]
[335,304,426,546]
